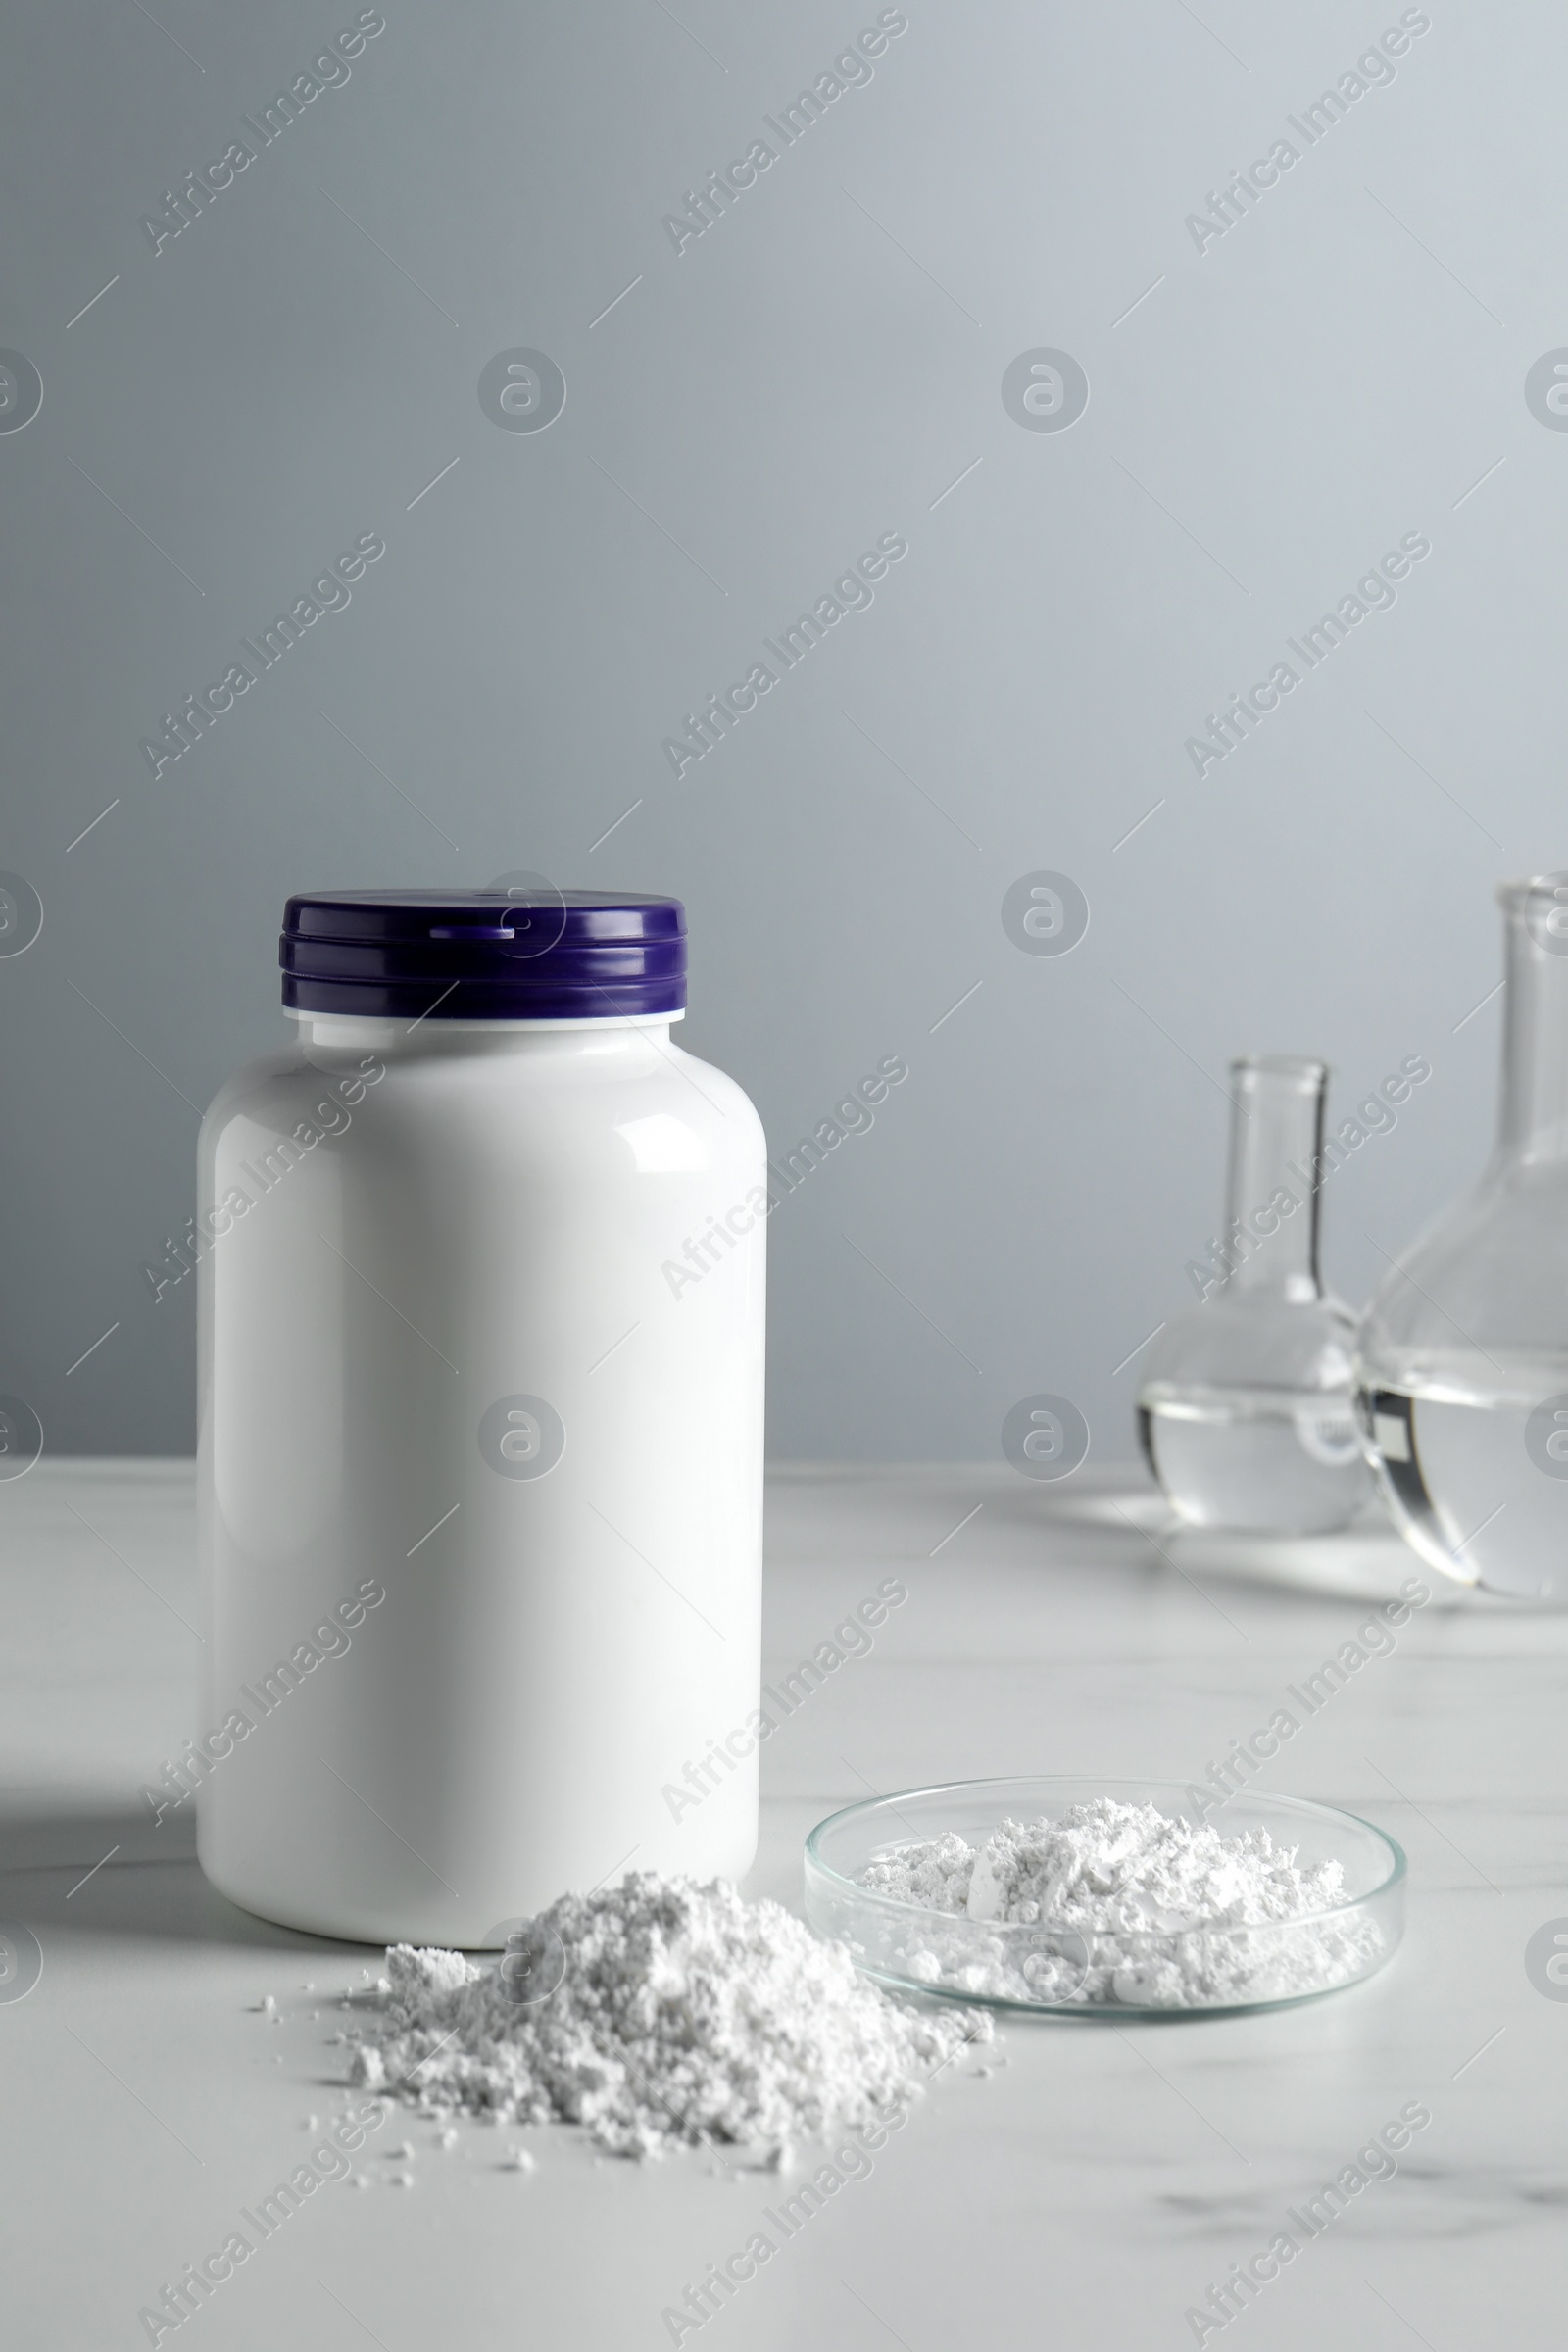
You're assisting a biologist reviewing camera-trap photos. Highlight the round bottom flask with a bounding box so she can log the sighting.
[1357,874,1568,1601]
[1139,1056,1370,1536]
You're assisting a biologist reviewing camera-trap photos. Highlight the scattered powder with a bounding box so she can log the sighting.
[858,1798,1382,2008]
[347,1871,988,2162]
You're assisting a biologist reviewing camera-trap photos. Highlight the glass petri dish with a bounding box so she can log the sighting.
[804,1775,1405,2017]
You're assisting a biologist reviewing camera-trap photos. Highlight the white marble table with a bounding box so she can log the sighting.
[2,1460,1561,2349]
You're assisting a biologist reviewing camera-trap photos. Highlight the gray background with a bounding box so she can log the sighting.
[0,0,1557,1461]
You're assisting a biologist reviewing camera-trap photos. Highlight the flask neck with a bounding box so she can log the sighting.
[1497,895,1568,1166]
[1221,1060,1326,1301]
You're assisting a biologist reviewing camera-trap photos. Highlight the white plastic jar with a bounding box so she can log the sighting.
[196,888,766,1944]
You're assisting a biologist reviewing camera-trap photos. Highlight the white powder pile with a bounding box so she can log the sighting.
[858,1797,1382,2008]
[347,1871,988,2162]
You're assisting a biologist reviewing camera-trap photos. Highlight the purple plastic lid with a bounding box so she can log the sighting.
[280,888,686,1020]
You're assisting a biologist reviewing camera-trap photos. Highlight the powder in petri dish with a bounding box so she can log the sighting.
[858,1797,1380,2007]
[346,1871,988,2162]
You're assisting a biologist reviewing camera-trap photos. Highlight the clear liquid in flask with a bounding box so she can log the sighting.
[1359,1382,1568,1601]
[1140,1384,1370,1535]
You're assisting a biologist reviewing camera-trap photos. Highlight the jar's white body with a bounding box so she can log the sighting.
[196,1014,766,1943]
